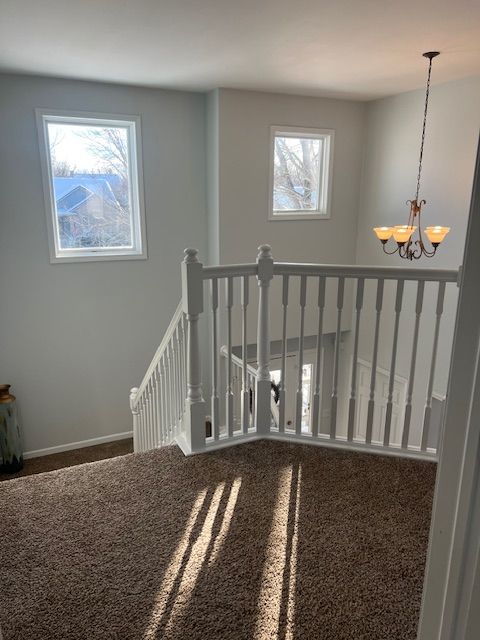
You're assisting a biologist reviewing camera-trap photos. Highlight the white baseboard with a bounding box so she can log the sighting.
[23,431,133,460]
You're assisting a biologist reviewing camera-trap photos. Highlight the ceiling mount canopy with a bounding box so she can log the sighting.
[373,51,450,260]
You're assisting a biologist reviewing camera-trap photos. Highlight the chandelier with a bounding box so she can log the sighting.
[373,52,450,260]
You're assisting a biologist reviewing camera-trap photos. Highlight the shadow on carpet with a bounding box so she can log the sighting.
[0,441,436,640]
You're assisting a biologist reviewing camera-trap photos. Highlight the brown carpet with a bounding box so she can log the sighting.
[0,441,435,640]
[0,438,133,482]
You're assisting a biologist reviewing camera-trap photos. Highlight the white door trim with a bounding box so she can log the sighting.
[418,137,480,639]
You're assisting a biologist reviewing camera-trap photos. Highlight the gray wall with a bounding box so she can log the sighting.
[353,75,480,446]
[215,88,366,266]
[2,71,478,454]
[208,88,366,347]
[0,74,207,453]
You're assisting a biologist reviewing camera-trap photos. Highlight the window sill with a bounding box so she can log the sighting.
[268,211,331,221]
[49,250,148,264]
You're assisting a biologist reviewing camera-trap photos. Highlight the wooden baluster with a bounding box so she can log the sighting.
[142,388,148,450]
[165,344,172,439]
[235,363,242,430]
[157,360,162,446]
[169,342,176,435]
[150,375,157,448]
[384,279,405,447]
[146,381,153,450]
[143,394,148,451]
[226,276,234,437]
[163,355,169,443]
[311,277,326,438]
[175,325,181,421]
[129,388,139,452]
[295,275,308,435]
[168,340,175,433]
[421,281,446,451]
[158,359,165,445]
[210,279,220,439]
[330,277,345,439]
[347,278,364,441]
[163,354,170,444]
[366,279,384,444]
[279,275,289,433]
[154,366,161,447]
[181,314,187,403]
[171,339,179,435]
[175,331,182,424]
[402,281,425,449]
[181,248,206,453]
[177,325,183,419]
[139,396,145,452]
[255,245,274,435]
[241,276,250,434]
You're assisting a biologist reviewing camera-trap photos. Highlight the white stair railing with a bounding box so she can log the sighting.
[131,244,459,461]
[129,303,186,452]
[219,345,279,432]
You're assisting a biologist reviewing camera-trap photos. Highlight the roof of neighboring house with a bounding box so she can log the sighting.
[53,175,122,216]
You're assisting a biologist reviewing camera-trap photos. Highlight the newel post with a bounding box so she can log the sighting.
[255,244,274,434]
[181,248,206,453]
[129,387,140,452]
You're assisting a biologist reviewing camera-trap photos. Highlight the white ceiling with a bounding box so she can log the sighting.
[1,0,479,100]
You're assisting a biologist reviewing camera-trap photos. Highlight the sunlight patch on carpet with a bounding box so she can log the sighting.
[207,477,242,566]
[254,463,302,640]
[162,482,226,635]
[143,488,208,638]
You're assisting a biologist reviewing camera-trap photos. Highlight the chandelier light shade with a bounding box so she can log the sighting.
[373,52,450,260]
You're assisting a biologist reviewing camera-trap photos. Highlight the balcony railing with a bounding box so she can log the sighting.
[131,245,459,461]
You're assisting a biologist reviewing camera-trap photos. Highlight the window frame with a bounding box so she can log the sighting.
[36,109,147,263]
[268,125,334,221]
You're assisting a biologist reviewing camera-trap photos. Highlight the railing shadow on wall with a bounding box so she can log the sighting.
[130,245,459,462]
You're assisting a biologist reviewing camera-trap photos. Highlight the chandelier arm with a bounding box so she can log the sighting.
[382,242,400,256]
[398,242,413,259]
[420,244,437,258]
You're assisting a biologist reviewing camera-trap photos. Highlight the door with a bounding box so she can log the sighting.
[270,352,316,433]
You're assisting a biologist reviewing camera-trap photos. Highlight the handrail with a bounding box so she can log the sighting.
[132,301,183,407]
[220,345,257,377]
[274,262,459,282]
[203,263,258,279]
[202,260,458,282]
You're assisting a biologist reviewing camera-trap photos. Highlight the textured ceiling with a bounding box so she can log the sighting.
[1,0,479,99]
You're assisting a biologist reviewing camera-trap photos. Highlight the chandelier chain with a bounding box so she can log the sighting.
[415,55,434,202]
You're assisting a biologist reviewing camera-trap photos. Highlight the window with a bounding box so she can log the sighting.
[269,126,334,220]
[36,110,146,262]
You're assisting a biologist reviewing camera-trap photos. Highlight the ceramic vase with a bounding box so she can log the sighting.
[0,385,24,473]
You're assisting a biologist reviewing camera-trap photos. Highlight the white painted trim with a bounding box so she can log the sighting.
[177,430,437,461]
[268,125,334,221]
[23,431,133,459]
[418,137,480,640]
[35,108,147,263]
[267,432,437,461]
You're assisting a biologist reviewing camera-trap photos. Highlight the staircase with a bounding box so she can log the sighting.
[130,245,459,461]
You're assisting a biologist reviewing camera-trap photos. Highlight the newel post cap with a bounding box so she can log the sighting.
[256,244,273,283]
[257,244,272,261]
[183,248,199,263]
[129,387,139,413]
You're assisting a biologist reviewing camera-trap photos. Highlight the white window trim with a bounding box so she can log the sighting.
[268,125,334,221]
[36,108,147,263]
